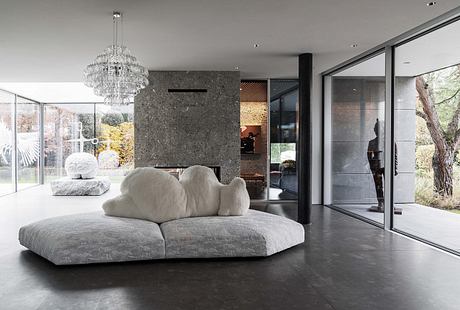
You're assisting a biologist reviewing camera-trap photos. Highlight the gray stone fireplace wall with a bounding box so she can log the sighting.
[134,71,240,184]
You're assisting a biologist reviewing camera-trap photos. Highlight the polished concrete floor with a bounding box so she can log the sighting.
[1,186,460,310]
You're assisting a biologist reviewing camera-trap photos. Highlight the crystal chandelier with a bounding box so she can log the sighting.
[84,12,149,105]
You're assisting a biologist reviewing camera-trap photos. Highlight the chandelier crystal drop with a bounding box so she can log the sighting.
[84,12,149,106]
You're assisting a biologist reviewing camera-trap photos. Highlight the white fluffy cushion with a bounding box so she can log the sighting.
[179,166,221,217]
[218,177,250,216]
[102,166,250,223]
[102,167,187,223]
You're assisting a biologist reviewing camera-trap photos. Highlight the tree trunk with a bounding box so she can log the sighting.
[432,148,454,197]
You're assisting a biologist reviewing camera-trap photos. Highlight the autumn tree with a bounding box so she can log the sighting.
[416,65,460,197]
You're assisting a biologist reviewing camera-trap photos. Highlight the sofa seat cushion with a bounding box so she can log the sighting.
[161,209,305,258]
[19,212,165,265]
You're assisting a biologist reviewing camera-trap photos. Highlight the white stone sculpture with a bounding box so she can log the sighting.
[65,152,98,179]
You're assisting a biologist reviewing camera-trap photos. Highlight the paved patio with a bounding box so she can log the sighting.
[336,203,460,252]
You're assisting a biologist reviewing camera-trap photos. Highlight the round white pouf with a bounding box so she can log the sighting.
[98,150,119,169]
[65,152,98,179]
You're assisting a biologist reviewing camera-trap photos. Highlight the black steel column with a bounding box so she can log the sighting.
[298,53,312,224]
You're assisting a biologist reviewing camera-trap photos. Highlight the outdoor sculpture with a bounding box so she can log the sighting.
[51,122,110,196]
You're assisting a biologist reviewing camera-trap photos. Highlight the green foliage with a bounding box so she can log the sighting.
[270,143,296,163]
[421,66,460,132]
[96,122,134,167]
[415,115,432,146]
[415,145,434,174]
[78,113,95,153]
[101,112,124,127]
[415,167,460,210]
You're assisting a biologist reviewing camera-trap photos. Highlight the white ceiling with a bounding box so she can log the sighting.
[334,18,460,77]
[0,0,458,83]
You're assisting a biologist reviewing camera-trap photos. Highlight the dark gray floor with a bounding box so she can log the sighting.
[2,203,460,310]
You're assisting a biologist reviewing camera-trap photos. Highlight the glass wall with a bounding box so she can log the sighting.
[16,97,40,190]
[0,90,15,195]
[44,103,95,182]
[240,81,269,200]
[323,15,460,254]
[324,53,386,224]
[96,104,134,181]
[393,19,460,250]
[0,90,42,195]
[44,103,134,182]
[269,80,299,200]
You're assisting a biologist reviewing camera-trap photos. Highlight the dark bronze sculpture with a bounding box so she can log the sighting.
[241,132,259,154]
[367,119,402,214]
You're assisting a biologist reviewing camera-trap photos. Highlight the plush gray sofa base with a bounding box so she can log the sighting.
[19,213,165,265]
[19,210,305,265]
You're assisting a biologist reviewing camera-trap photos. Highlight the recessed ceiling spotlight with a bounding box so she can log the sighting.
[403,61,411,64]
[350,43,358,48]
[253,43,261,48]
[427,1,437,6]
[235,66,239,70]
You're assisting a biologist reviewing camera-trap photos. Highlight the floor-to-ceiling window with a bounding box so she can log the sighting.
[269,80,299,200]
[0,90,41,195]
[96,104,134,181]
[393,18,460,251]
[323,15,460,254]
[240,81,269,200]
[16,97,40,190]
[0,90,15,195]
[240,80,299,201]
[44,103,95,182]
[44,103,134,182]
[324,52,386,224]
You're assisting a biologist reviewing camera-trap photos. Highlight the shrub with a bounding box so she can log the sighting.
[101,112,124,127]
[415,177,435,206]
[415,176,460,209]
[96,122,134,167]
[415,145,434,174]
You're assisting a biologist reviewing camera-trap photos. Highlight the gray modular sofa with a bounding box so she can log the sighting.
[19,210,305,265]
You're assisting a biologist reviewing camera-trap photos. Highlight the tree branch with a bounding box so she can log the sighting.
[435,87,460,105]
[416,110,428,121]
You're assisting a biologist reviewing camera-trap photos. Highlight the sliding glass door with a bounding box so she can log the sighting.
[324,52,386,224]
[393,18,460,251]
[323,15,460,254]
